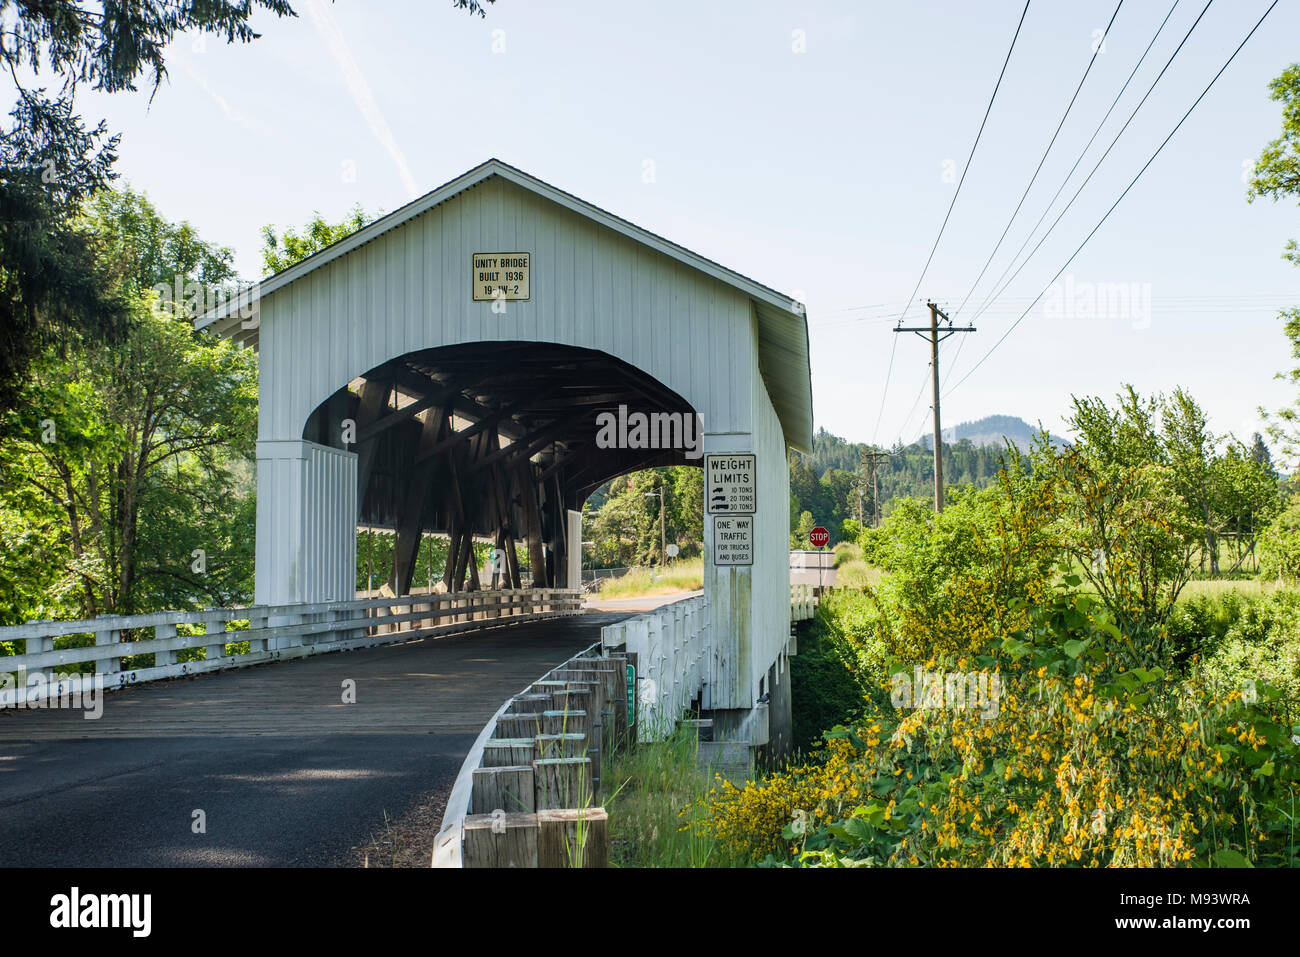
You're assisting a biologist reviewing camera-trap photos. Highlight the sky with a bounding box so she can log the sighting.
[25,0,1300,451]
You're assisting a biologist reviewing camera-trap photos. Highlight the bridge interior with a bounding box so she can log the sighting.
[303,341,697,595]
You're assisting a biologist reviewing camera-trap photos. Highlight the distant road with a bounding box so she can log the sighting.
[583,590,702,613]
[789,550,837,587]
[0,614,620,867]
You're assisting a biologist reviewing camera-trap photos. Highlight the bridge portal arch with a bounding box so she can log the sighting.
[198,159,812,717]
[301,341,702,596]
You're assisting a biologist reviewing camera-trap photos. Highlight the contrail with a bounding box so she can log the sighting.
[301,0,419,199]
[171,51,272,137]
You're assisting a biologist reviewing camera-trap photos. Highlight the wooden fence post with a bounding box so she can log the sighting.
[463,813,539,867]
[537,808,609,868]
[471,766,535,815]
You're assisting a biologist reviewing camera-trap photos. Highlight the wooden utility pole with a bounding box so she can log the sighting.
[659,481,666,569]
[894,303,974,513]
[859,449,889,527]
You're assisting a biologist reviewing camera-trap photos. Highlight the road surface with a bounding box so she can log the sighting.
[0,613,621,867]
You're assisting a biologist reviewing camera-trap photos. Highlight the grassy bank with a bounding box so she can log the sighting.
[597,557,704,600]
[604,725,746,867]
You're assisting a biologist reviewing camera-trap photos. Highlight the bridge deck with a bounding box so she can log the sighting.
[0,612,624,867]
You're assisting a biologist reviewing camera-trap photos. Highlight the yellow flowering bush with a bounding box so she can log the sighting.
[694,592,1300,867]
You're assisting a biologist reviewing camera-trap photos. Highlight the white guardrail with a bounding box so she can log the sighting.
[599,595,708,742]
[791,582,819,622]
[0,589,583,707]
[594,585,821,743]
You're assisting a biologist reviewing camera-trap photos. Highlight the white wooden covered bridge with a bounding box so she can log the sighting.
[194,159,813,739]
[1,159,813,753]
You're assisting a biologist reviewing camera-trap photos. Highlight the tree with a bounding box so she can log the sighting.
[586,466,703,568]
[1249,64,1300,468]
[262,205,373,275]
[1161,387,1218,574]
[1247,64,1300,205]
[0,188,257,620]
[792,510,816,550]
[1212,439,1281,573]
[0,0,298,408]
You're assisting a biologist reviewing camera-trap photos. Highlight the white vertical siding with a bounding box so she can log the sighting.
[301,443,357,604]
[258,178,754,444]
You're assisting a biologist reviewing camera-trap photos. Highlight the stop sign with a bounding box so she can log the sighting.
[809,526,830,548]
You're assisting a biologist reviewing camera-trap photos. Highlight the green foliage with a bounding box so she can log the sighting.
[261,205,373,275]
[584,467,703,568]
[789,427,1035,549]
[0,0,297,409]
[0,188,257,620]
[831,541,862,567]
[1250,63,1300,469]
[598,558,703,600]
[1195,591,1300,703]
[604,723,741,867]
[791,510,816,549]
[861,462,1061,663]
[1166,590,1246,666]
[1247,63,1300,206]
[355,531,492,593]
[1259,500,1300,582]
[790,595,878,755]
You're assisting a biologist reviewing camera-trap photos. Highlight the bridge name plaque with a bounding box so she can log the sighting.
[472,251,531,301]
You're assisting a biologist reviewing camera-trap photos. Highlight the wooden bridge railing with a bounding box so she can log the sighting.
[432,586,831,867]
[433,641,626,868]
[790,583,824,621]
[0,589,583,707]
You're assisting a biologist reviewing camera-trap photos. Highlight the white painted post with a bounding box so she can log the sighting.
[205,620,228,667]
[155,623,177,667]
[96,629,120,676]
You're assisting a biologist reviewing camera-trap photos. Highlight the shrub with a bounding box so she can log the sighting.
[1197,592,1300,702]
[866,467,1061,663]
[832,541,862,568]
[695,589,1300,868]
[1259,501,1300,582]
[790,595,877,754]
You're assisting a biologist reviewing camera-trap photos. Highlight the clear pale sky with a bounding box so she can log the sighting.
[48,0,1300,450]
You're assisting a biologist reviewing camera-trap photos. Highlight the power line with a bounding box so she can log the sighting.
[812,295,1299,332]
[944,0,1281,398]
[952,0,1126,321]
[872,0,1032,444]
[899,363,933,445]
[962,0,1184,333]
[966,0,1210,331]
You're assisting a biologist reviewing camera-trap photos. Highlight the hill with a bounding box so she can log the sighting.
[918,414,1068,451]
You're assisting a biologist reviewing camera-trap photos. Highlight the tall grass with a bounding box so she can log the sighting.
[832,542,862,567]
[1179,578,1292,602]
[603,724,744,867]
[598,558,703,599]
[833,560,882,590]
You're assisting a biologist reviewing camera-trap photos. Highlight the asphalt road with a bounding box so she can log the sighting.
[0,613,622,867]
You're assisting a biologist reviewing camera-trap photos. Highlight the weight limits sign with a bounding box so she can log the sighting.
[706,453,755,514]
[472,252,531,301]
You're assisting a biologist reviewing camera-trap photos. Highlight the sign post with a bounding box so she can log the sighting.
[809,525,830,589]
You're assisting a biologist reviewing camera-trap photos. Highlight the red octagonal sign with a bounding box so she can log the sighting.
[809,526,830,548]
